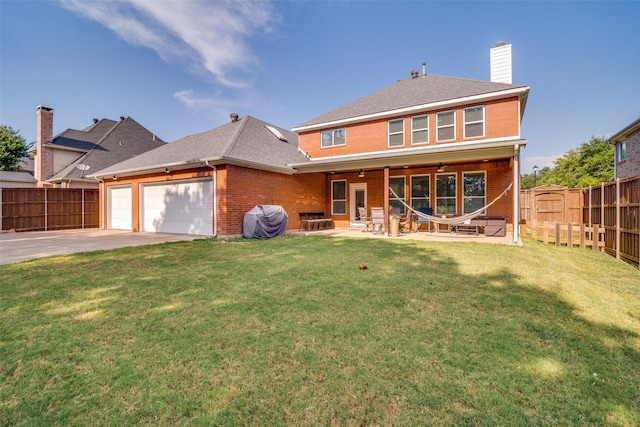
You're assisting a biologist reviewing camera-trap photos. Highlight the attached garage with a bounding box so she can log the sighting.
[140,179,213,235]
[107,185,132,230]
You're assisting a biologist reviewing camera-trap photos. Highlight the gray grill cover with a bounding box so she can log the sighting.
[242,205,288,238]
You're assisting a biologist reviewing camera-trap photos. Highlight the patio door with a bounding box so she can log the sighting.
[349,183,367,227]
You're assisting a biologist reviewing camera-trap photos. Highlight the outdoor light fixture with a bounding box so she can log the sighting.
[358,169,365,178]
[165,168,170,173]
[436,163,445,172]
[533,165,538,187]
[113,175,117,180]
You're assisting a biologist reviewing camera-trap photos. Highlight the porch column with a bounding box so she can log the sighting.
[384,166,390,236]
[513,149,520,243]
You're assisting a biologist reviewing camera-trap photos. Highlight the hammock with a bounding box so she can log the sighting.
[389,182,513,225]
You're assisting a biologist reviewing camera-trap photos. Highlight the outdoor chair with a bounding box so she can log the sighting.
[399,210,414,233]
[370,207,385,234]
[357,206,372,232]
[416,207,433,232]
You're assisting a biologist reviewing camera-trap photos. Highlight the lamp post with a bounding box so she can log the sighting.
[533,165,538,188]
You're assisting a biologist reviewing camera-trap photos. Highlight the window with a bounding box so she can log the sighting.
[619,141,627,162]
[321,128,346,148]
[464,106,484,138]
[436,173,456,215]
[410,175,430,209]
[463,172,485,214]
[437,111,455,141]
[388,119,404,147]
[332,180,346,215]
[412,115,429,144]
[389,176,406,215]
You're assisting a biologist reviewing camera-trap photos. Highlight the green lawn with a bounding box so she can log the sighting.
[1,236,639,426]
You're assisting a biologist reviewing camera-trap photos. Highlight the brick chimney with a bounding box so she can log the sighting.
[35,105,54,185]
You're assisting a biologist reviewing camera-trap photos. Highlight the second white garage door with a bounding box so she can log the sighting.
[141,179,213,235]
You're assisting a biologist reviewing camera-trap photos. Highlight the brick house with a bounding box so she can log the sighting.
[32,105,166,188]
[609,117,640,180]
[91,43,530,241]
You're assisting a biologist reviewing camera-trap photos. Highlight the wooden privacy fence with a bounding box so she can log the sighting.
[0,188,99,232]
[528,222,605,251]
[584,177,640,267]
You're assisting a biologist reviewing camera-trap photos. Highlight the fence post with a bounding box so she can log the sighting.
[593,224,599,252]
[44,187,48,231]
[567,223,573,247]
[555,223,561,247]
[0,187,2,231]
[615,179,620,260]
[579,224,585,249]
[82,188,85,229]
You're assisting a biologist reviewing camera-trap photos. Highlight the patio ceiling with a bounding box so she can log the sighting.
[290,137,527,174]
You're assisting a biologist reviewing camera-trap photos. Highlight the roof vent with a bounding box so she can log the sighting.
[120,116,125,121]
[230,113,239,122]
[93,118,98,123]
[422,62,426,76]
[411,70,419,79]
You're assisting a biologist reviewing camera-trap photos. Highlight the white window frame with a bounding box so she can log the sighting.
[321,128,346,148]
[388,119,404,147]
[619,141,627,162]
[410,174,430,209]
[435,172,457,215]
[464,106,485,139]
[331,179,347,215]
[411,115,429,145]
[462,171,486,215]
[389,176,406,215]
[436,111,455,142]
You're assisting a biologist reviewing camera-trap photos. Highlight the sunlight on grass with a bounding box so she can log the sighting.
[526,357,564,378]
[1,236,639,426]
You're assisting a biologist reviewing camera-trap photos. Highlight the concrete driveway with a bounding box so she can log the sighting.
[0,229,206,266]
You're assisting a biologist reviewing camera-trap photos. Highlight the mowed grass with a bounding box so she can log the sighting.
[1,235,639,426]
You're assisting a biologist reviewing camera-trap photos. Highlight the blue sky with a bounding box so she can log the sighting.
[1,0,639,173]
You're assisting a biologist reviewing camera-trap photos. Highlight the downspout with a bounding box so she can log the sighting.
[205,161,218,238]
[513,144,520,244]
[98,179,105,229]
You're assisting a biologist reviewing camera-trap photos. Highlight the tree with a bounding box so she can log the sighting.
[521,136,613,189]
[0,125,31,171]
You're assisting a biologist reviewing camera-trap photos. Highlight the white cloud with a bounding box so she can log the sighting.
[59,0,278,88]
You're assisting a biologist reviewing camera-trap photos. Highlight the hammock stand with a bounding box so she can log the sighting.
[389,182,513,226]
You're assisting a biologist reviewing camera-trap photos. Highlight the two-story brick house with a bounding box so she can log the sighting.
[91,43,529,242]
[609,117,640,180]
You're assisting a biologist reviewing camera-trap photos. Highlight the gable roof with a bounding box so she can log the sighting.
[608,117,640,144]
[0,171,37,184]
[293,74,529,132]
[47,117,166,182]
[90,115,308,178]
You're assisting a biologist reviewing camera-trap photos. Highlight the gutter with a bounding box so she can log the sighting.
[205,161,218,238]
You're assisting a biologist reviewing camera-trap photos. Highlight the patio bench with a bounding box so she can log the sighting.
[298,212,332,230]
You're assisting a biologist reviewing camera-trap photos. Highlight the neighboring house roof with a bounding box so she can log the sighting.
[18,156,34,173]
[293,74,529,131]
[608,117,640,143]
[47,117,165,182]
[90,115,308,178]
[0,171,37,184]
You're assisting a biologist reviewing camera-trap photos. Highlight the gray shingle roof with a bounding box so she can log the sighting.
[294,74,528,129]
[92,115,308,177]
[49,117,165,181]
[0,171,37,184]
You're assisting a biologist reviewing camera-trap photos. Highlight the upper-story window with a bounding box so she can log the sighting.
[437,111,455,142]
[321,128,346,148]
[464,106,484,138]
[619,141,627,162]
[412,115,429,145]
[388,119,404,147]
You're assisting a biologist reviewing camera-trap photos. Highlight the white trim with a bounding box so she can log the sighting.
[388,119,404,147]
[436,110,455,142]
[411,114,429,145]
[463,106,485,139]
[292,87,529,132]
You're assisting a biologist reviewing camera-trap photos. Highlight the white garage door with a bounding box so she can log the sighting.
[141,179,213,235]
[108,186,132,230]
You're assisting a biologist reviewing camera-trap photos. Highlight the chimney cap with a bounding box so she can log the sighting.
[496,41,506,47]
[37,105,53,112]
